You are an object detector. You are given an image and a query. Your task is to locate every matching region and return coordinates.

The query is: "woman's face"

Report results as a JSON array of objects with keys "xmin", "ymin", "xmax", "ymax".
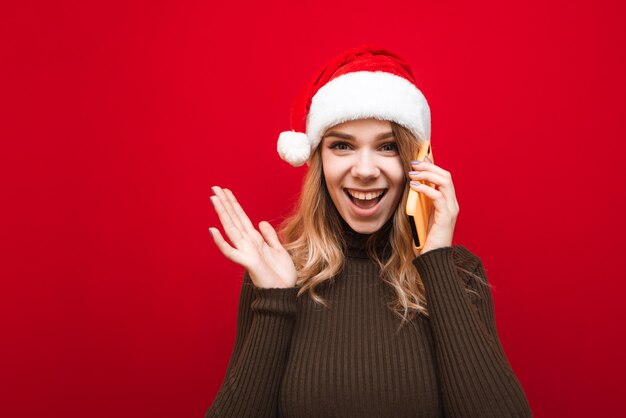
[{"xmin": 320, "ymin": 118, "xmax": 405, "ymax": 234}]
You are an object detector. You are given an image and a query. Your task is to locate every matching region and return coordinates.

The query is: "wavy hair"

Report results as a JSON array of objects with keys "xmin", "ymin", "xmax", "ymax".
[{"xmin": 277, "ymin": 121, "xmax": 489, "ymax": 328}]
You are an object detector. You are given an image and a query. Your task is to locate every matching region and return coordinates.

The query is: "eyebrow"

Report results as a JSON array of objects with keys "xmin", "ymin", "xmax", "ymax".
[{"xmin": 322, "ymin": 131, "xmax": 395, "ymax": 140}]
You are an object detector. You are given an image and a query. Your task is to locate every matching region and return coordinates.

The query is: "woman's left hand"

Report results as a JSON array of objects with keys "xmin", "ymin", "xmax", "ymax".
[{"xmin": 408, "ymin": 157, "xmax": 459, "ymax": 256}]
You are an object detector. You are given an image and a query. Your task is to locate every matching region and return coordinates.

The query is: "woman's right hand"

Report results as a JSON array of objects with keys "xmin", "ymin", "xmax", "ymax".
[{"xmin": 208, "ymin": 186, "xmax": 298, "ymax": 289}]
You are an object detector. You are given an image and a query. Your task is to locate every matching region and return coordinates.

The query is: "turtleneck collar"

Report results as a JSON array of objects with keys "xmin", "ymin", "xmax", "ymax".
[{"xmin": 339, "ymin": 216, "xmax": 394, "ymax": 260}]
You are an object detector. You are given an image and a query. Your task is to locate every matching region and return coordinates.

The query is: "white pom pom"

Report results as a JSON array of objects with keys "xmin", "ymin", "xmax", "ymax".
[{"xmin": 277, "ymin": 131, "xmax": 311, "ymax": 167}]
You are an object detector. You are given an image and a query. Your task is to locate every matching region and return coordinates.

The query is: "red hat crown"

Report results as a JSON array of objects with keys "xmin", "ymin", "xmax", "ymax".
[{"xmin": 277, "ymin": 45, "xmax": 431, "ymax": 167}]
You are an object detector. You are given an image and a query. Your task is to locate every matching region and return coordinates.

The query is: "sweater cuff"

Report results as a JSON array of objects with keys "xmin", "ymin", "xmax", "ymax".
[
  {"xmin": 412, "ymin": 246, "xmax": 456, "ymax": 277},
  {"xmin": 412, "ymin": 245, "xmax": 482, "ymax": 277},
  {"xmin": 250, "ymin": 286, "xmax": 299, "ymax": 316}
]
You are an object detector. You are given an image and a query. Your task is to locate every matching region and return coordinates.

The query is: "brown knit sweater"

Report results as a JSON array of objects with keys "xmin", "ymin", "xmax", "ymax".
[{"xmin": 205, "ymin": 219, "xmax": 532, "ymax": 417}]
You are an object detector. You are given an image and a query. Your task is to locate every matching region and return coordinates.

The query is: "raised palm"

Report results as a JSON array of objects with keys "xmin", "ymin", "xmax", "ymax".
[{"xmin": 209, "ymin": 186, "xmax": 297, "ymax": 289}]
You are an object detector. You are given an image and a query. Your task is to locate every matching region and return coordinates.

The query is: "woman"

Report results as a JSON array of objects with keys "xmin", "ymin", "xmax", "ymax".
[{"xmin": 206, "ymin": 45, "xmax": 532, "ymax": 417}]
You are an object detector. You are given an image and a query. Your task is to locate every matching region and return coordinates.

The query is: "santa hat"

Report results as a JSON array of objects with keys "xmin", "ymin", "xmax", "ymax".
[{"xmin": 277, "ymin": 44, "xmax": 431, "ymax": 167}]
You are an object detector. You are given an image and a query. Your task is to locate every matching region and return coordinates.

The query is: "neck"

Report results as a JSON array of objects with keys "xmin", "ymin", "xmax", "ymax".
[{"xmin": 339, "ymin": 216, "xmax": 394, "ymax": 260}]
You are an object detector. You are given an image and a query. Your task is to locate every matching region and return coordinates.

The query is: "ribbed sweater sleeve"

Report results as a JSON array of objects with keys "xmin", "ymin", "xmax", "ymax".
[
  {"xmin": 205, "ymin": 271, "xmax": 299, "ymax": 418},
  {"xmin": 412, "ymin": 246, "xmax": 532, "ymax": 418}
]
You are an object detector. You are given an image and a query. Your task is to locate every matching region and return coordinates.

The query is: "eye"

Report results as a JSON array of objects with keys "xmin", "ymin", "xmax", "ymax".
[
  {"xmin": 381, "ymin": 142, "xmax": 398, "ymax": 152},
  {"xmin": 329, "ymin": 141, "xmax": 351, "ymax": 150}
]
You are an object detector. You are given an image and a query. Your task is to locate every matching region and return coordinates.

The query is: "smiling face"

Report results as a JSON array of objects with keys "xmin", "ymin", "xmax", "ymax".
[{"xmin": 320, "ymin": 118, "xmax": 406, "ymax": 234}]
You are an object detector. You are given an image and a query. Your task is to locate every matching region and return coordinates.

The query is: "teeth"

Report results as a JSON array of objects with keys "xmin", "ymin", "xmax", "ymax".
[{"xmin": 347, "ymin": 189, "xmax": 385, "ymax": 201}]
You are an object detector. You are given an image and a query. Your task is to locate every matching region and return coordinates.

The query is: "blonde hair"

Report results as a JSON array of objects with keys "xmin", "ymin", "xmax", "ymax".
[{"xmin": 277, "ymin": 121, "xmax": 489, "ymax": 329}]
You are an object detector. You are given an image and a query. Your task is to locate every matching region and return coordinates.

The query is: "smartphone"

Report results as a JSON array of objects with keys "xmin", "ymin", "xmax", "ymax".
[{"xmin": 406, "ymin": 140, "xmax": 434, "ymax": 251}]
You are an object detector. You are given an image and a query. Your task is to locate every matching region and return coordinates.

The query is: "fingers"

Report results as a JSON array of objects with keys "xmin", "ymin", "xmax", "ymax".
[
  {"xmin": 208, "ymin": 227, "xmax": 244, "ymax": 264},
  {"xmin": 210, "ymin": 186, "xmax": 245, "ymax": 245},
  {"xmin": 209, "ymin": 187, "xmax": 289, "ymax": 278},
  {"xmin": 410, "ymin": 159, "xmax": 451, "ymax": 179},
  {"xmin": 409, "ymin": 171, "xmax": 454, "ymax": 203},
  {"xmin": 222, "ymin": 188, "xmax": 257, "ymax": 236},
  {"xmin": 210, "ymin": 185, "xmax": 265, "ymax": 250},
  {"xmin": 409, "ymin": 163, "xmax": 459, "ymax": 215},
  {"xmin": 212, "ymin": 186, "xmax": 246, "ymax": 231},
  {"xmin": 409, "ymin": 170, "xmax": 446, "ymax": 188},
  {"xmin": 209, "ymin": 186, "xmax": 284, "ymax": 257},
  {"xmin": 409, "ymin": 181, "xmax": 450, "ymax": 218},
  {"xmin": 259, "ymin": 221, "xmax": 283, "ymax": 250}
]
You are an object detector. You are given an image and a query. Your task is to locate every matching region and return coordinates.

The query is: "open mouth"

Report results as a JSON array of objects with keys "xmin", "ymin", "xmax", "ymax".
[{"xmin": 344, "ymin": 188, "xmax": 387, "ymax": 210}]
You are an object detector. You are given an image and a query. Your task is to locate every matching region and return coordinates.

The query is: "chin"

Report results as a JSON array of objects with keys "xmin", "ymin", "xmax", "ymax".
[{"xmin": 345, "ymin": 218, "xmax": 386, "ymax": 234}]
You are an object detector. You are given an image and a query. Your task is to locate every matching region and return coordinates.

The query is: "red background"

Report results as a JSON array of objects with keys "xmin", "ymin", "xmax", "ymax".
[{"xmin": 2, "ymin": 0, "xmax": 625, "ymax": 417}]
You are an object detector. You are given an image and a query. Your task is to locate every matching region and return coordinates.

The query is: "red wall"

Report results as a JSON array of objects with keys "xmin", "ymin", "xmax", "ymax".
[{"xmin": 2, "ymin": 0, "xmax": 625, "ymax": 417}]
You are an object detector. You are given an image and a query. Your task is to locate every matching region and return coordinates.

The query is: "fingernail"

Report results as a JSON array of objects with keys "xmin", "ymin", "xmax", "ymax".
[
  {"xmin": 208, "ymin": 228, "xmax": 214, "ymax": 238},
  {"xmin": 410, "ymin": 181, "xmax": 421, "ymax": 186},
  {"xmin": 408, "ymin": 171, "xmax": 419, "ymax": 175},
  {"xmin": 410, "ymin": 161, "xmax": 422, "ymax": 165}
]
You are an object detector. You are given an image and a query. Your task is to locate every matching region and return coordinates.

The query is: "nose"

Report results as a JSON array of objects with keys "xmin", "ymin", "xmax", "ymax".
[{"xmin": 351, "ymin": 150, "xmax": 380, "ymax": 180}]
